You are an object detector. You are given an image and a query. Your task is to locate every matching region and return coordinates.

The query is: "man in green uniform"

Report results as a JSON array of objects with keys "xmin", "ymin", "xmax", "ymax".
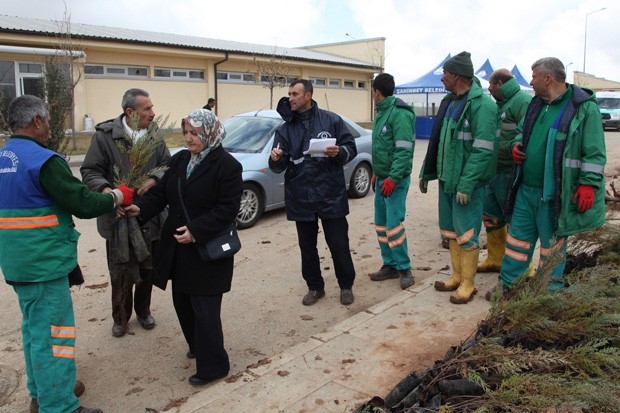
[
  {"xmin": 499, "ymin": 57, "xmax": 606, "ymax": 292},
  {"xmin": 368, "ymin": 73, "xmax": 416, "ymax": 289},
  {"xmin": 478, "ymin": 69, "xmax": 532, "ymax": 275},
  {"xmin": 0, "ymin": 95, "xmax": 133, "ymax": 413},
  {"xmin": 419, "ymin": 51, "xmax": 498, "ymax": 304}
]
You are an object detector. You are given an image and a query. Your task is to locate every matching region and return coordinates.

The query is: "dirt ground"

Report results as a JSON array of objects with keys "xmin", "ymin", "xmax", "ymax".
[{"xmin": 1, "ymin": 133, "xmax": 619, "ymax": 413}]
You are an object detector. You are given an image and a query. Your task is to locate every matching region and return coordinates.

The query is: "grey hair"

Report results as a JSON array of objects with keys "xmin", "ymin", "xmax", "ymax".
[
  {"xmin": 532, "ymin": 57, "xmax": 566, "ymax": 82},
  {"xmin": 7, "ymin": 95, "xmax": 49, "ymax": 131},
  {"xmin": 121, "ymin": 88, "xmax": 149, "ymax": 111}
]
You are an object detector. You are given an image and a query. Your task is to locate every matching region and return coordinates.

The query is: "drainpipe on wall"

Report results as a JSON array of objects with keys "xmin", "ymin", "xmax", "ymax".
[{"xmin": 212, "ymin": 53, "xmax": 229, "ymax": 116}]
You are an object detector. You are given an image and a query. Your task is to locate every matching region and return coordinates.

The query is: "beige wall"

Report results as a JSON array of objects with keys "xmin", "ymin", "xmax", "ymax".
[
  {"xmin": 574, "ymin": 71, "xmax": 620, "ymax": 91},
  {"xmin": 1, "ymin": 32, "xmax": 379, "ymax": 130}
]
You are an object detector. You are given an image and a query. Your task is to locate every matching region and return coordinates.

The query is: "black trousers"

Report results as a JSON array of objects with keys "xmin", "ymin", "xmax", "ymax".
[
  {"xmin": 295, "ymin": 216, "xmax": 356, "ymax": 291},
  {"xmin": 110, "ymin": 268, "xmax": 153, "ymax": 324},
  {"xmin": 106, "ymin": 241, "xmax": 153, "ymax": 325},
  {"xmin": 172, "ymin": 290, "xmax": 230, "ymax": 379}
]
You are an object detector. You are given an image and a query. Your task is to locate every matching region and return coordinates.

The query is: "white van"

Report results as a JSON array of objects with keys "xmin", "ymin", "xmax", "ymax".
[{"xmin": 597, "ymin": 91, "xmax": 620, "ymax": 131}]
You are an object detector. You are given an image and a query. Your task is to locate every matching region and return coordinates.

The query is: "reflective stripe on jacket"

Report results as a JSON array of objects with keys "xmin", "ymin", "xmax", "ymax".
[
  {"xmin": 0, "ymin": 138, "xmax": 77, "ymax": 283},
  {"xmin": 420, "ymin": 79, "xmax": 499, "ymax": 195},
  {"xmin": 372, "ymin": 96, "xmax": 415, "ymax": 180}
]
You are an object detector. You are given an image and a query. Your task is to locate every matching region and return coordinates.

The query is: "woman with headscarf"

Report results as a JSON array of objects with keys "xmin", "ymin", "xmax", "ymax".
[{"xmin": 126, "ymin": 109, "xmax": 242, "ymax": 385}]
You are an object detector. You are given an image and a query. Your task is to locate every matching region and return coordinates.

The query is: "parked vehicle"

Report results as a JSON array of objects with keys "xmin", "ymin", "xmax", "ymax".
[
  {"xmin": 597, "ymin": 91, "xmax": 620, "ymax": 131},
  {"xmin": 224, "ymin": 110, "xmax": 373, "ymax": 229}
]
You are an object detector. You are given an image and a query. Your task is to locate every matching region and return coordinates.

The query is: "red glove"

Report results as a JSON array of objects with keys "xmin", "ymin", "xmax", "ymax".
[
  {"xmin": 118, "ymin": 183, "xmax": 134, "ymax": 206},
  {"xmin": 371, "ymin": 175, "xmax": 377, "ymax": 192},
  {"xmin": 511, "ymin": 143, "xmax": 526, "ymax": 164},
  {"xmin": 381, "ymin": 177, "xmax": 396, "ymax": 197},
  {"xmin": 572, "ymin": 185, "xmax": 594, "ymax": 212}
]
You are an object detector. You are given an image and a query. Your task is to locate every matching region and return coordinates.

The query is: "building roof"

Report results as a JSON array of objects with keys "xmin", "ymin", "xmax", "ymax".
[{"xmin": 0, "ymin": 14, "xmax": 376, "ymax": 69}]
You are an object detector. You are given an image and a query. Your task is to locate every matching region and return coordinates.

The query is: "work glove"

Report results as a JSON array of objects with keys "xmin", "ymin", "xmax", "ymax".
[
  {"xmin": 572, "ymin": 184, "xmax": 594, "ymax": 212},
  {"xmin": 419, "ymin": 179, "xmax": 428, "ymax": 194},
  {"xmin": 511, "ymin": 143, "xmax": 526, "ymax": 164},
  {"xmin": 381, "ymin": 177, "xmax": 396, "ymax": 197},
  {"xmin": 118, "ymin": 183, "xmax": 134, "ymax": 206},
  {"xmin": 456, "ymin": 191, "xmax": 470, "ymax": 205},
  {"xmin": 371, "ymin": 175, "xmax": 376, "ymax": 193}
]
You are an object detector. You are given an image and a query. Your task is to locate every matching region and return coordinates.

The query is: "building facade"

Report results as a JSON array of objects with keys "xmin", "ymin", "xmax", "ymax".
[{"xmin": 0, "ymin": 15, "xmax": 384, "ymax": 132}]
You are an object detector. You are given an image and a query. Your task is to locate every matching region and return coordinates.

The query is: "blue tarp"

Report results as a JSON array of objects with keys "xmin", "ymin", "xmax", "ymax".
[
  {"xmin": 394, "ymin": 55, "xmax": 452, "ymax": 139},
  {"xmin": 394, "ymin": 54, "xmax": 450, "ymax": 95},
  {"xmin": 475, "ymin": 59, "xmax": 494, "ymax": 81},
  {"xmin": 511, "ymin": 65, "xmax": 532, "ymax": 89}
]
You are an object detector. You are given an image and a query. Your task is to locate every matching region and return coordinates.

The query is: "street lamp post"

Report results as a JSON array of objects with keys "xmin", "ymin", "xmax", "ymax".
[
  {"xmin": 565, "ymin": 62, "xmax": 574, "ymax": 83},
  {"xmin": 583, "ymin": 7, "xmax": 606, "ymax": 75}
]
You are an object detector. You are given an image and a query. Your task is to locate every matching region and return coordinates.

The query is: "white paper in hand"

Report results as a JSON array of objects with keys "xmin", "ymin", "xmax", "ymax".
[{"xmin": 303, "ymin": 138, "xmax": 336, "ymax": 157}]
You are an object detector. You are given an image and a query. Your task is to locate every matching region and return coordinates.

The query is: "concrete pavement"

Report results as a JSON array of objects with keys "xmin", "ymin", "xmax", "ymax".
[{"xmin": 172, "ymin": 270, "xmax": 495, "ymax": 413}]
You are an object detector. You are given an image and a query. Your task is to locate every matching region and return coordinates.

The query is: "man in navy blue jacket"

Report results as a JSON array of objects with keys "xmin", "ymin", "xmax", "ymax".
[{"xmin": 269, "ymin": 79, "xmax": 357, "ymax": 306}]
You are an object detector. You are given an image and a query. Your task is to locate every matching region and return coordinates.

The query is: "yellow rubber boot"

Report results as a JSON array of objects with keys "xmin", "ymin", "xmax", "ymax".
[
  {"xmin": 524, "ymin": 261, "xmax": 536, "ymax": 280},
  {"xmin": 477, "ymin": 226, "xmax": 506, "ymax": 273},
  {"xmin": 450, "ymin": 248, "xmax": 480, "ymax": 304},
  {"xmin": 434, "ymin": 240, "xmax": 461, "ymax": 291}
]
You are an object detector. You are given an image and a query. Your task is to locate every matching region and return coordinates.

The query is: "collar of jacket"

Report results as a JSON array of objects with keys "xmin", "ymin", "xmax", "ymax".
[
  {"xmin": 498, "ymin": 77, "xmax": 522, "ymax": 103},
  {"xmin": 375, "ymin": 95, "xmax": 396, "ymax": 111}
]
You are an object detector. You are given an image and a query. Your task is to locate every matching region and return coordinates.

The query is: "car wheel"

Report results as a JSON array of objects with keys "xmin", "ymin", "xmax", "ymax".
[
  {"xmin": 237, "ymin": 183, "xmax": 264, "ymax": 229},
  {"xmin": 348, "ymin": 162, "xmax": 372, "ymax": 198}
]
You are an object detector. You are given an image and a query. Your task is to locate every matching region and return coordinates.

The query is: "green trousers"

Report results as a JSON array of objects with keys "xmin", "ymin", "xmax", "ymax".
[
  {"xmin": 499, "ymin": 185, "xmax": 567, "ymax": 290},
  {"xmin": 482, "ymin": 171, "xmax": 510, "ymax": 231},
  {"xmin": 374, "ymin": 176, "xmax": 411, "ymax": 270},
  {"xmin": 13, "ymin": 276, "xmax": 80, "ymax": 413},
  {"xmin": 438, "ymin": 180, "xmax": 484, "ymax": 250}
]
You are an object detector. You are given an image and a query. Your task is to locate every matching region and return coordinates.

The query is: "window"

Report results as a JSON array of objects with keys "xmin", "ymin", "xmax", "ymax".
[
  {"xmin": 358, "ymin": 81, "xmax": 366, "ymax": 89},
  {"xmin": 310, "ymin": 77, "xmax": 326, "ymax": 87},
  {"xmin": 84, "ymin": 64, "xmax": 148, "ymax": 78},
  {"xmin": 18, "ymin": 63, "xmax": 42, "ymax": 74},
  {"xmin": 217, "ymin": 71, "xmax": 257, "ymax": 84},
  {"xmin": 84, "ymin": 65, "xmax": 104, "ymax": 75},
  {"xmin": 344, "ymin": 80, "xmax": 355, "ymax": 88},
  {"xmin": 154, "ymin": 67, "xmax": 205, "ymax": 80},
  {"xmin": 0, "ymin": 60, "xmax": 16, "ymax": 121},
  {"xmin": 329, "ymin": 79, "xmax": 340, "ymax": 87},
  {"xmin": 17, "ymin": 62, "xmax": 44, "ymax": 97}
]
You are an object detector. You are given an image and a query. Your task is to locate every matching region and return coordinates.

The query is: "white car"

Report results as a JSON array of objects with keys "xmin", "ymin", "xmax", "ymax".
[{"xmin": 192, "ymin": 110, "xmax": 373, "ymax": 229}]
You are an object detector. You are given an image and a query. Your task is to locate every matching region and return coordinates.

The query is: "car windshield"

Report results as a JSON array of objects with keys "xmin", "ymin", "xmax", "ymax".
[
  {"xmin": 598, "ymin": 98, "xmax": 620, "ymax": 110},
  {"xmin": 222, "ymin": 116, "xmax": 282, "ymax": 153}
]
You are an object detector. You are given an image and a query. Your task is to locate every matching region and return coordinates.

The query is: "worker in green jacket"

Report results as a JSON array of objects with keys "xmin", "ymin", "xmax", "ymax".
[
  {"xmin": 0, "ymin": 95, "xmax": 133, "ymax": 413},
  {"xmin": 499, "ymin": 57, "xmax": 606, "ymax": 292},
  {"xmin": 368, "ymin": 73, "xmax": 416, "ymax": 290},
  {"xmin": 478, "ymin": 69, "xmax": 532, "ymax": 275},
  {"xmin": 419, "ymin": 51, "xmax": 498, "ymax": 304}
]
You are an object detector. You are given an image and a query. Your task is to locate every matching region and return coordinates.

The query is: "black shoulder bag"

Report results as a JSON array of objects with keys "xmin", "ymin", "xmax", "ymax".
[{"xmin": 177, "ymin": 178, "xmax": 241, "ymax": 261}]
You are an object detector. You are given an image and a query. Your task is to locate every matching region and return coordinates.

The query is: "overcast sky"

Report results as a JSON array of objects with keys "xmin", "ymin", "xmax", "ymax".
[{"xmin": 1, "ymin": 0, "xmax": 618, "ymax": 85}]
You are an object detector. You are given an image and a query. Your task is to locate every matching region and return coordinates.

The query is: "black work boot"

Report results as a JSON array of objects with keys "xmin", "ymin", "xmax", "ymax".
[{"xmin": 369, "ymin": 265, "xmax": 399, "ymax": 281}]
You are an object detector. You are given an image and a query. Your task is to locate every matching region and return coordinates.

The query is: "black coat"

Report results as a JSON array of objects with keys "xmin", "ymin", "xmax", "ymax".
[{"xmin": 136, "ymin": 146, "xmax": 243, "ymax": 294}]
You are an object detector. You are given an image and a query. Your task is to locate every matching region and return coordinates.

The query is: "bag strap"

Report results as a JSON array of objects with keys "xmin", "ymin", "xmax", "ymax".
[{"xmin": 177, "ymin": 177, "xmax": 191, "ymax": 223}]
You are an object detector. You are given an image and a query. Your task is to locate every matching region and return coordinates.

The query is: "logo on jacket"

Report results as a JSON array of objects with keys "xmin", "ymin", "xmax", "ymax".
[
  {"xmin": 316, "ymin": 131, "xmax": 332, "ymax": 139},
  {"xmin": 0, "ymin": 150, "xmax": 19, "ymax": 174},
  {"xmin": 501, "ymin": 112, "xmax": 506, "ymax": 120},
  {"xmin": 463, "ymin": 119, "xmax": 470, "ymax": 128}
]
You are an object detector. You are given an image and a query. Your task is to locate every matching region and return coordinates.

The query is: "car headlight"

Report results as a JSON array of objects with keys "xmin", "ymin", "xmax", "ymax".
[{"xmin": 610, "ymin": 113, "xmax": 620, "ymax": 120}]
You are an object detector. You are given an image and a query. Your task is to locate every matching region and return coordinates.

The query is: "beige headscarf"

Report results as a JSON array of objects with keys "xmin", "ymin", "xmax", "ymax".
[{"xmin": 182, "ymin": 108, "xmax": 225, "ymax": 177}]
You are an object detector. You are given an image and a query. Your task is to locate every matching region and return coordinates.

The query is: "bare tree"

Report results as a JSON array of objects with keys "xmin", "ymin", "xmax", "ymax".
[
  {"xmin": 254, "ymin": 49, "xmax": 293, "ymax": 109},
  {"xmin": 40, "ymin": 6, "xmax": 85, "ymax": 156}
]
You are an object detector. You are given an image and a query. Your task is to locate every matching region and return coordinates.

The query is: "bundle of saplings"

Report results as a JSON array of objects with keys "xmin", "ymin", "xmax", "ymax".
[{"xmin": 354, "ymin": 227, "xmax": 620, "ymax": 413}]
